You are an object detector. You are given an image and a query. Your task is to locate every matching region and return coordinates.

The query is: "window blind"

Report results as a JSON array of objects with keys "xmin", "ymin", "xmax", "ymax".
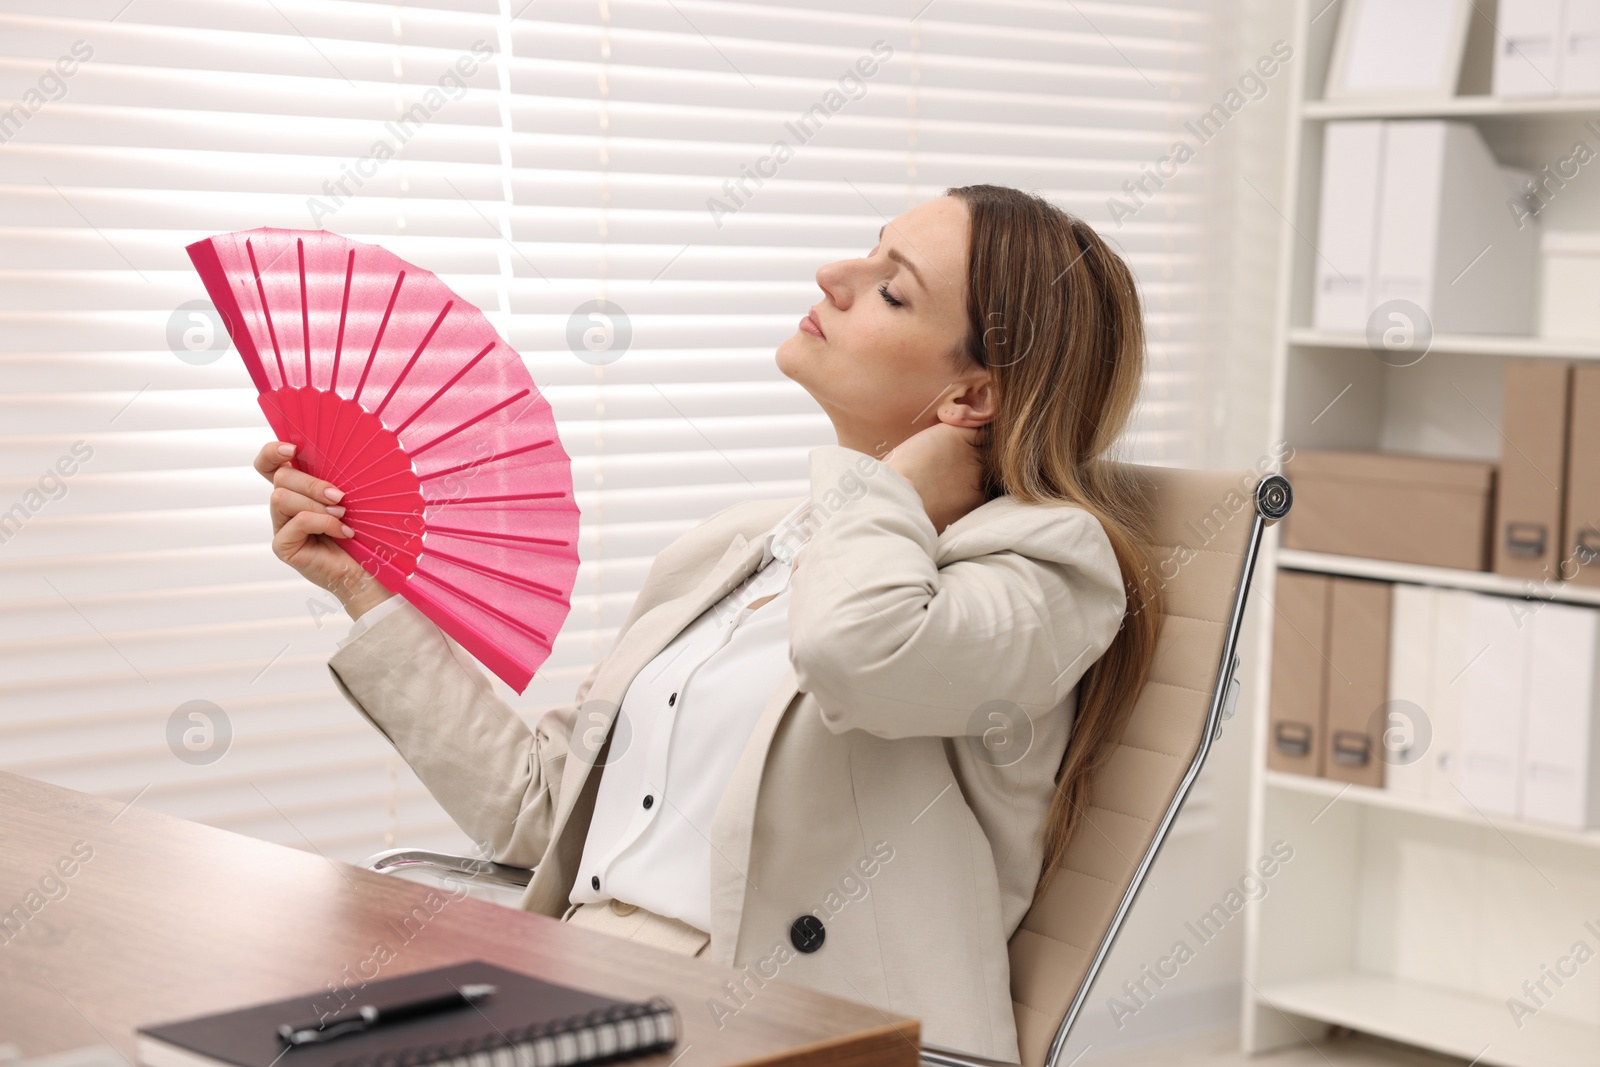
[{"xmin": 0, "ymin": 0, "xmax": 1225, "ymax": 865}]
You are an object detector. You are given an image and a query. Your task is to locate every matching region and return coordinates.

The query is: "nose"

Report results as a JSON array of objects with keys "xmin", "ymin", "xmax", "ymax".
[{"xmin": 815, "ymin": 255, "xmax": 857, "ymax": 311}]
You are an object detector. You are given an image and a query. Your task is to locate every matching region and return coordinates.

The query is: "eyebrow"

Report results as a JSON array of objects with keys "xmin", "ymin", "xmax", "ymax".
[{"xmin": 876, "ymin": 223, "xmax": 926, "ymax": 292}]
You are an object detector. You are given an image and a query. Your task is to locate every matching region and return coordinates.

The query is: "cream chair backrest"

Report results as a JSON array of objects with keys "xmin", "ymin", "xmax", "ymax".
[{"xmin": 1004, "ymin": 465, "xmax": 1273, "ymax": 1067}]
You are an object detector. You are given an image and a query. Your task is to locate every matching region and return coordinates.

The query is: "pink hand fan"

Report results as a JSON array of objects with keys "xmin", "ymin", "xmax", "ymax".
[{"xmin": 186, "ymin": 227, "xmax": 580, "ymax": 695}]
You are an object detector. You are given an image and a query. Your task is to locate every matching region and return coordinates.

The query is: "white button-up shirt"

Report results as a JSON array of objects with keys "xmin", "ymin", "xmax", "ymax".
[
  {"xmin": 566, "ymin": 499, "xmax": 819, "ymax": 934},
  {"xmin": 339, "ymin": 499, "xmax": 820, "ymax": 935}
]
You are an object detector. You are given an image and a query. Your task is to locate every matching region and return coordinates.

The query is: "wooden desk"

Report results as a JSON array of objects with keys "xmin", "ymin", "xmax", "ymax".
[{"xmin": 0, "ymin": 772, "xmax": 918, "ymax": 1066}]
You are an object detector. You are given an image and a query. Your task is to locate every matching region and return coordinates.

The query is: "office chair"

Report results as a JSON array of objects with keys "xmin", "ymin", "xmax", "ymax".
[{"xmin": 363, "ymin": 466, "xmax": 1290, "ymax": 1067}]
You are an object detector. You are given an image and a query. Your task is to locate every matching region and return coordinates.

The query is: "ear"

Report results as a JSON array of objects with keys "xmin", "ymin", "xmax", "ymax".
[{"xmin": 937, "ymin": 370, "xmax": 996, "ymax": 428}]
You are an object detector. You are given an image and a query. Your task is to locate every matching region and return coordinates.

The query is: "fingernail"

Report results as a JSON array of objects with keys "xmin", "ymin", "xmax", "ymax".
[
  {"xmin": 277, "ymin": 443, "xmax": 295, "ymax": 456},
  {"xmin": 340, "ymin": 524, "xmax": 354, "ymax": 537},
  {"xmin": 324, "ymin": 487, "xmax": 343, "ymax": 502},
  {"xmin": 327, "ymin": 505, "xmax": 346, "ymax": 517}
]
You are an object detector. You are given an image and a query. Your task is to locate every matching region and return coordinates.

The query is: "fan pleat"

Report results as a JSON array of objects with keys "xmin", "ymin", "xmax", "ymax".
[
  {"xmin": 373, "ymin": 301, "xmax": 452, "ymax": 421},
  {"xmin": 418, "ymin": 436, "xmax": 556, "ymax": 482},
  {"xmin": 436, "ymin": 491, "xmax": 571, "ymax": 507},
  {"xmin": 296, "ymin": 240, "xmax": 317, "ymax": 457},
  {"xmin": 351, "ymin": 272, "xmax": 406, "ymax": 405},
  {"xmin": 245, "ymin": 240, "xmax": 286, "ymax": 383},
  {"xmin": 423, "ymin": 545, "xmax": 569, "ymax": 602},
  {"xmin": 330, "ymin": 248, "xmax": 356, "ymax": 392},
  {"xmin": 325, "ymin": 387, "xmax": 375, "ymax": 476},
  {"xmin": 408, "ymin": 388, "xmax": 532, "ymax": 458},
  {"xmin": 427, "ymin": 524, "xmax": 569, "ymax": 549},
  {"xmin": 315, "ymin": 388, "xmax": 363, "ymax": 479},
  {"xmin": 392, "ymin": 341, "xmax": 496, "ymax": 436},
  {"xmin": 413, "ymin": 565, "xmax": 553, "ymax": 647}
]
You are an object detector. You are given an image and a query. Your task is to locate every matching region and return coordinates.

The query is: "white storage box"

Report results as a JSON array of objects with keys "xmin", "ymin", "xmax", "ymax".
[{"xmin": 1540, "ymin": 230, "xmax": 1600, "ymax": 340}]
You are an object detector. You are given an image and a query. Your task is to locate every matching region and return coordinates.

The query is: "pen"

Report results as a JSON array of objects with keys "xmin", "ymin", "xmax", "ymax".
[{"xmin": 277, "ymin": 984, "xmax": 498, "ymax": 1046}]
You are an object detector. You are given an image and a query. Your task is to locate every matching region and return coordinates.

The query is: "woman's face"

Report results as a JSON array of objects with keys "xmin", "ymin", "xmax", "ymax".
[{"xmin": 777, "ymin": 194, "xmax": 993, "ymax": 457}]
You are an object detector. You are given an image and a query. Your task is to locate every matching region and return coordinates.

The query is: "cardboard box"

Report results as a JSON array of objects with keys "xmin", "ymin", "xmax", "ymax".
[
  {"xmin": 1283, "ymin": 451, "xmax": 1495, "ymax": 571},
  {"xmin": 1322, "ymin": 577, "xmax": 1391, "ymax": 789},
  {"xmin": 1494, "ymin": 360, "xmax": 1571, "ymax": 581},
  {"xmin": 1268, "ymin": 571, "xmax": 1331, "ymax": 777},
  {"xmin": 1565, "ymin": 364, "xmax": 1600, "ymax": 587}
]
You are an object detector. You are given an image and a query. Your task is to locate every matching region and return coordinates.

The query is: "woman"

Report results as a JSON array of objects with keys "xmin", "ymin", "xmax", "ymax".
[{"xmin": 254, "ymin": 184, "xmax": 1159, "ymax": 1064}]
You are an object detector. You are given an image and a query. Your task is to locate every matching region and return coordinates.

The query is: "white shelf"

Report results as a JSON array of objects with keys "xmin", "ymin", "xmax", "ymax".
[
  {"xmin": 1288, "ymin": 327, "xmax": 1600, "ymax": 361},
  {"xmin": 1303, "ymin": 94, "xmax": 1600, "ymax": 120},
  {"xmin": 1256, "ymin": 971, "xmax": 1600, "ymax": 1067},
  {"xmin": 1264, "ymin": 770, "xmax": 1600, "ymax": 850},
  {"xmin": 1275, "ymin": 549, "xmax": 1600, "ymax": 608},
  {"xmin": 1246, "ymin": 3, "xmax": 1600, "ymax": 1062}
]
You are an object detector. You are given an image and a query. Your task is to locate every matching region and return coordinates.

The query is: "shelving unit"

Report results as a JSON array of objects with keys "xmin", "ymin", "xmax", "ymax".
[
  {"xmin": 1303, "ymin": 94, "xmax": 1600, "ymax": 119},
  {"xmin": 1256, "ymin": 971, "xmax": 1596, "ymax": 1067},
  {"xmin": 1266, "ymin": 770, "xmax": 1600, "ymax": 851},
  {"xmin": 1276, "ymin": 549, "xmax": 1600, "ymax": 608},
  {"xmin": 1241, "ymin": 3, "xmax": 1600, "ymax": 1064},
  {"xmin": 1288, "ymin": 327, "xmax": 1600, "ymax": 362},
  {"xmin": 1246, "ymin": 776, "xmax": 1600, "ymax": 1067}
]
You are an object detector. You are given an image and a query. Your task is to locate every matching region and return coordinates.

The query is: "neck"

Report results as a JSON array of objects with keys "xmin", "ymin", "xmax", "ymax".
[{"xmin": 832, "ymin": 425, "xmax": 905, "ymax": 461}]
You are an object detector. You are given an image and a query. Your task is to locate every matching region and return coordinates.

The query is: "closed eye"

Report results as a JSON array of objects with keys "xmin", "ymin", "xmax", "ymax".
[{"xmin": 878, "ymin": 283, "xmax": 904, "ymax": 308}]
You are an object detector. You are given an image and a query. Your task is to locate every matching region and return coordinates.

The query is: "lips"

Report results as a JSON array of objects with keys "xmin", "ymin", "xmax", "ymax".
[{"xmin": 800, "ymin": 308, "xmax": 825, "ymax": 339}]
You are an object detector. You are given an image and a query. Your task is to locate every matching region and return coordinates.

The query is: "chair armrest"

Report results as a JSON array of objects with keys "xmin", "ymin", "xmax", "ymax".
[
  {"xmin": 920, "ymin": 1043, "xmax": 1026, "ymax": 1067},
  {"xmin": 359, "ymin": 847, "xmax": 535, "ymax": 890}
]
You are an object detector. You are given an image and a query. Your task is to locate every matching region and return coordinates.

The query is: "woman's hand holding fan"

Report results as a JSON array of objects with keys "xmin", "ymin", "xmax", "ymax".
[{"xmin": 252, "ymin": 439, "xmax": 393, "ymax": 620}]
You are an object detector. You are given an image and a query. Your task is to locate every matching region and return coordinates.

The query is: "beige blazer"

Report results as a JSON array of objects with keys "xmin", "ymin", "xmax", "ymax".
[{"xmin": 326, "ymin": 444, "xmax": 1127, "ymax": 1063}]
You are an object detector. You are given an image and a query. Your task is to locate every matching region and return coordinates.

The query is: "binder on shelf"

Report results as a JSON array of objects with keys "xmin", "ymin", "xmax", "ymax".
[
  {"xmin": 1385, "ymin": 585, "xmax": 1474, "ymax": 804},
  {"xmin": 1371, "ymin": 122, "xmax": 1537, "ymax": 337},
  {"xmin": 1493, "ymin": 359, "xmax": 1572, "ymax": 581},
  {"xmin": 1566, "ymin": 0, "xmax": 1600, "ymax": 95},
  {"xmin": 1313, "ymin": 120, "xmax": 1384, "ymax": 331},
  {"xmin": 1310, "ymin": 120, "xmax": 1537, "ymax": 337},
  {"xmin": 1494, "ymin": 0, "xmax": 1566, "ymax": 96},
  {"xmin": 1458, "ymin": 594, "xmax": 1530, "ymax": 815},
  {"xmin": 1324, "ymin": 0, "xmax": 1473, "ymax": 100},
  {"xmin": 1322, "ymin": 577, "xmax": 1391, "ymax": 789},
  {"xmin": 1372, "ymin": 121, "xmax": 1446, "ymax": 312},
  {"xmin": 1565, "ymin": 364, "xmax": 1600, "ymax": 587},
  {"xmin": 1268, "ymin": 571, "xmax": 1332, "ymax": 777},
  {"xmin": 1493, "ymin": 0, "xmax": 1600, "ymax": 96},
  {"xmin": 1521, "ymin": 601, "xmax": 1600, "ymax": 828},
  {"xmin": 1426, "ymin": 588, "xmax": 1475, "ymax": 807},
  {"xmin": 1385, "ymin": 583, "xmax": 1435, "ymax": 800}
]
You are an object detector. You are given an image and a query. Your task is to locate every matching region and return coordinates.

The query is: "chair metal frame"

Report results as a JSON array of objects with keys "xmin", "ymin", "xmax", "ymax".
[
  {"xmin": 364, "ymin": 848, "xmax": 536, "ymax": 890},
  {"xmin": 361, "ymin": 475, "xmax": 1291, "ymax": 1067}
]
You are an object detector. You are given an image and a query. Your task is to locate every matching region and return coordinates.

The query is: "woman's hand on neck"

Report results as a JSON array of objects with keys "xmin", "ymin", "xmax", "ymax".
[{"xmin": 871, "ymin": 421, "xmax": 988, "ymax": 537}]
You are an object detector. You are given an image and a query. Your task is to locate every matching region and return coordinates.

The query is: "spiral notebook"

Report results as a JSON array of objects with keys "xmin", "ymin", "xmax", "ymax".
[{"xmin": 134, "ymin": 961, "xmax": 677, "ymax": 1067}]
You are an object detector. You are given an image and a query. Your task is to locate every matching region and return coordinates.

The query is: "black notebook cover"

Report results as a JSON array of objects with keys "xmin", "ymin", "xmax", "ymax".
[{"xmin": 136, "ymin": 960, "xmax": 677, "ymax": 1067}]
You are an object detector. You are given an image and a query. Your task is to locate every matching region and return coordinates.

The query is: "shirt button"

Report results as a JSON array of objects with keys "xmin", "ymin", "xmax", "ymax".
[
  {"xmin": 591, "ymin": 875, "xmax": 600, "ymax": 891},
  {"xmin": 643, "ymin": 794, "xmax": 654, "ymax": 809},
  {"xmin": 668, "ymin": 692, "xmax": 677, "ymax": 706}
]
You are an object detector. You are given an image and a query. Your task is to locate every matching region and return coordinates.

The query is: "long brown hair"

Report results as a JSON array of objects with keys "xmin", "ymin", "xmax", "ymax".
[{"xmin": 945, "ymin": 184, "xmax": 1162, "ymax": 904}]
